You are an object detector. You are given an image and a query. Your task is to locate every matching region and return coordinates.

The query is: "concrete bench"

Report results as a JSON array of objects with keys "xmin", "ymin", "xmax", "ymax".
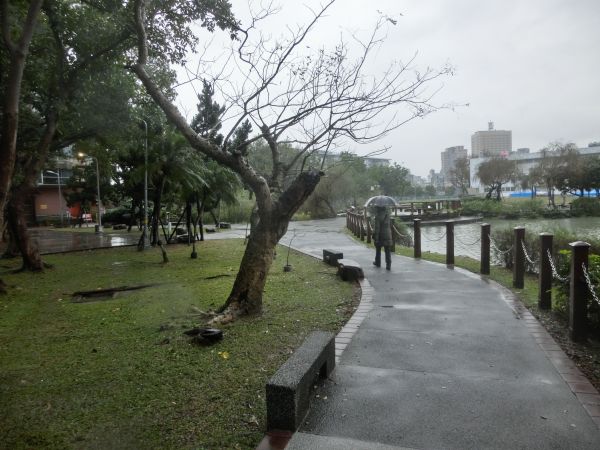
[
  {"xmin": 322, "ymin": 249, "xmax": 344, "ymax": 266},
  {"xmin": 337, "ymin": 259, "xmax": 364, "ymax": 281},
  {"xmin": 266, "ymin": 331, "xmax": 335, "ymax": 431}
]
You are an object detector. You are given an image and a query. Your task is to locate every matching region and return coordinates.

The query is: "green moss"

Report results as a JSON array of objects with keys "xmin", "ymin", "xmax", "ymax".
[{"xmin": 0, "ymin": 241, "xmax": 354, "ymax": 449}]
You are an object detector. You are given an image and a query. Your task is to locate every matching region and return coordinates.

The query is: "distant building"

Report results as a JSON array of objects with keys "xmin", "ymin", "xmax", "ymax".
[
  {"xmin": 408, "ymin": 173, "xmax": 428, "ymax": 186},
  {"xmin": 428, "ymin": 169, "xmax": 445, "ymax": 190},
  {"xmin": 33, "ymin": 156, "xmax": 77, "ymax": 224},
  {"xmin": 470, "ymin": 146, "xmax": 600, "ymax": 194},
  {"xmin": 441, "ymin": 145, "xmax": 468, "ymax": 185},
  {"xmin": 471, "ymin": 122, "xmax": 512, "ymax": 157},
  {"xmin": 362, "ymin": 156, "xmax": 391, "ymax": 168}
]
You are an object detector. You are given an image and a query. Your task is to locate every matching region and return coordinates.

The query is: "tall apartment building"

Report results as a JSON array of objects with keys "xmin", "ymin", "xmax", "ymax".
[
  {"xmin": 471, "ymin": 122, "xmax": 512, "ymax": 157},
  {"xmin": 441, "ymin": 145, "xmax": 468, "ymax": 184}
]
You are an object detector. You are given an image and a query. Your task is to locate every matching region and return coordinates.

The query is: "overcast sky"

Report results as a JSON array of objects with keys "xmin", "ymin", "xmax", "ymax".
[{"xmin": 175, "ymin": 0, "xmax": 600, "ymax": 177}]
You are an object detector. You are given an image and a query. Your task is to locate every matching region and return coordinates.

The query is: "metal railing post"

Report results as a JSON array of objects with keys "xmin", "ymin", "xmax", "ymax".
[
  {"xmin": 569, "ymin": 241, "xmax": 590, "ymax": 342},
  {"xmin": 539, "ymin": 233, "xmax": 553, "ymax": 310},
  {"xmin": 413, "ymin": 219, "xmax": 421, "ymax": 258},
  {"xmin": 480, "ymin": 223, "xmax": 490, "ymax": 275},
  {"xmin": 446, "ymin": 220, "xmax": 454, "ymax": 265},
  {"xmin": 513, "ymin": 227, "xmax": 525, "ymax": 289}
]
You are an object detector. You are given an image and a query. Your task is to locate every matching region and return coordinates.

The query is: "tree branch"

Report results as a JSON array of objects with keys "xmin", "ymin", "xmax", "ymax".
[{"xmin": 131, "ymin": 0, "xmax": 273, "ymax": 214}]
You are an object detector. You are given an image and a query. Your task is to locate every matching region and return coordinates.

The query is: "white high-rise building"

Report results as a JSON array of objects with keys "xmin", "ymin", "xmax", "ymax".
[
  {"xmin": 441, "ymin": 145, "xmax": 468, "ymax": 184},
  {"xmin": 471, "ymin": 122, "xmax": 512, "ymax": 157}
]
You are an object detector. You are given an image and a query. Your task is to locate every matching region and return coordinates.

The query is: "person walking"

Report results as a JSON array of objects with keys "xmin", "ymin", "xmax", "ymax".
[{"xmin": 372, "ymin": 206, "xmax": 392, "ymax": 270}]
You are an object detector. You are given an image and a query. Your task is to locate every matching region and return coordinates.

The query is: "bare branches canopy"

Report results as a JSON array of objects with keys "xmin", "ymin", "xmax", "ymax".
[{"xmin": 130, "ymin": 0, "xmax": 452, "ymax": 317}]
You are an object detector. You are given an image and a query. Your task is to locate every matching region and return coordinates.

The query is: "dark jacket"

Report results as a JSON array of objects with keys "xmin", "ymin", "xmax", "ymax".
[{"xmin": 373, "ymin": 208, "xmax": 393, "ymax": 246}]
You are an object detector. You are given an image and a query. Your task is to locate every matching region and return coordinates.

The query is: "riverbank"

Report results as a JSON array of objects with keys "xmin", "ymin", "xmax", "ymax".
[{"xmin": 461, "ymin": 197, "xmax": 600, "ymax": 220}]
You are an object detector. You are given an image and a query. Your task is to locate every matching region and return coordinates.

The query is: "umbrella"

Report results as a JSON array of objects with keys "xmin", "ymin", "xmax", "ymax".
[{"xmin": 364, "ymin": 195, "xmax": 397, "ymax": 208}]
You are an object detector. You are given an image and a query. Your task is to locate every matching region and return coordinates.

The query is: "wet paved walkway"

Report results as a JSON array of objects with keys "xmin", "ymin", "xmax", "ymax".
[
  {"xmin": 28, "ymin": 225, "xmax": 249, "ymax": 254},
  {"xmin": 281, "ymin": 218, "xmax": 600, "ymax": 450}
]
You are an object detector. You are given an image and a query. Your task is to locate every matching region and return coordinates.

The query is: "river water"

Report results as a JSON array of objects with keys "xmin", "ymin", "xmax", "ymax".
[{"xmin": 414, "ymin": 216, "xmax": 600, "ymax": 260}]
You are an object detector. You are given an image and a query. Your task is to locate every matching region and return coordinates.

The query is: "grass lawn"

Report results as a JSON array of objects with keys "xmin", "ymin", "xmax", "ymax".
[{"xmin": 0, "ymin": 240, "xmax": 356, "ymax": 449}]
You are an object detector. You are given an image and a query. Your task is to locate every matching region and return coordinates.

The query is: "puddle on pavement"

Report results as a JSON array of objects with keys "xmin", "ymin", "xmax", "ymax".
[{"xmin": 109, "ymin": 237, "xmax": 131, "ymax": 246}]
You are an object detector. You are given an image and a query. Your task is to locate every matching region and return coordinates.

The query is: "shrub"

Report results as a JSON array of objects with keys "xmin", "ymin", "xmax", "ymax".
[
  {"xmin": 103, "ymin": 207, "xmax": 132, "ymax": 224},
  {"xmin": 490, "ymin": 226, "xmax": 600, "ymax": 272},
  {"xmin": 462, "ymin": 198, "xmax": 546, "ymax": 219},
  {"xmin": 213, "ymin": 196, "xmax": 255, "ymax": 224},
  {"xmin": 553, "ymin": 252, "xmax": 600, "ymax": 335},
  {"xmin": 571, "ymin": 197, "xmax": 600, "ymax": 216}
]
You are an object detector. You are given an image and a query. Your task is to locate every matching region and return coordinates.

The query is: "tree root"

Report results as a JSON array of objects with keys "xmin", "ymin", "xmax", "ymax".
[
  {"xmin": 188, "ymin": 306, "xmax": 215, "ymax": 318},
  {"xmin": 208, "ymin": 311, "xmax": 236, "ymax": 326}
]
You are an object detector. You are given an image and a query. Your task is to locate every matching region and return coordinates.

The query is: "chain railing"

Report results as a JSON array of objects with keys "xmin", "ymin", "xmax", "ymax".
[
  {"xmin": 546, "ymin": 248, "xmax": 569, "ymax": 283},
  {"xmin": 392, "ymin": 224, "xmax": 412, "ymax": 240},
  {"xmin": 422, "ymin": 230, "xmax": 447, "ymax": 242},
  {"xmin": 520, "ymin": 240, "xmax": 538, "ymax": 267},
  {"xmin": 582, "ymin": 262, "xmax": 600, "ymax": 307},
  {"xmin": 455, "ymin": 235, "xmax": 481, "ymax": 247},
  {"xmin": 489, "ymin": 234, "xmax": 513, "ymax": 255},
  {"xmin": 343, "ymin": 213, "xmax": 598, "ymax": 343},
  {"xmin": 391, "ymin": 225, "xmax": 413, "ymax": 248},
  {"xmin": 519, "ymin": 239, "xmax": 541, "ymax": 276}
]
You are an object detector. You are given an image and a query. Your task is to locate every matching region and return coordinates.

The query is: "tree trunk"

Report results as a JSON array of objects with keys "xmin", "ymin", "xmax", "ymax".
[
  {"xmin": 211, "ymin": 196, "xmax": 221, "ymax": 227},
  {"xmin": 150, "ymin": 177, "xmax": 165, "ymax": 246},
  {"xmin": 0, "ymin": 0, "xmax": 44, "ymax": 236},
  {"xmin": 185, "ymin": 200, "xmax": 192, "ymax": 245},
  {"xmin": 2, "ymin": 223, "xmax": 20, "ymax": 259},
  {"xmin": 217, "ymin": 220, "xmax": 279, "ymax": 316},
  {"xmin": 197, "ymin": 196, "xmax": 204, "ymax": 241},
  {"xmin": 127, "ymin": 201, "xmax": 137, "ymax": 232},
  {"xmin": 7, "ymin": 191, "xmax": 43, "ymax": 271},
  {"xmin": 209, "ymin": 210, "xmax": 219, "ymax": 227},
  {"xmin": 158, "ymin": 241, "xmax": 169, "ymax": 263},
  {"xmin": 4, "ymin": 104, "xmax": 57, "ymax": 271},
  {"xmin": 216, "ymin": 170, "xmax": 322, "ymax": 319}
]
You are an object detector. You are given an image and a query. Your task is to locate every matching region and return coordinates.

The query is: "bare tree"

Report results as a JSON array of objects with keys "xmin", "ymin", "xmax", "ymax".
[
  {"xmin": 449, "ymin": 156, "xmax": 470, "ymax": 196},
  {"xmin": 131, "ymin": 0, "xmax": 453, "ymax": 320},
  {"xmin": 476, "ymin": 157, "xmax": 519, "ymax": 201},
  {"xmin": 530, "ymin": 143, "xmax": 579, "ymax": 207}
]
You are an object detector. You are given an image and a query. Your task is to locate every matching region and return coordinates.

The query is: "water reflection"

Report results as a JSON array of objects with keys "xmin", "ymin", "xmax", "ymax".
[{"xmin": 108, "ymin": 236, "xmax": 131, "ymax": 246}]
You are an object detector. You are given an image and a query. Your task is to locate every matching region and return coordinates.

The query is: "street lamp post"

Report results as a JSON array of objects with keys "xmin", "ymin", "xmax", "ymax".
[
  {"xmin": 57, "ymin": 169, "xmax": 63, "ymax": 226},
  {"xmin": 95, "ymin": 156, "xmax": 102, "ymax": 233},
  {"xmin": 78, "ymin": 152, "xmax": 102, "ymax": 233},
  {"xmin": 47, "ymin": 169, "xmax": 63, "ymax": 226}
]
